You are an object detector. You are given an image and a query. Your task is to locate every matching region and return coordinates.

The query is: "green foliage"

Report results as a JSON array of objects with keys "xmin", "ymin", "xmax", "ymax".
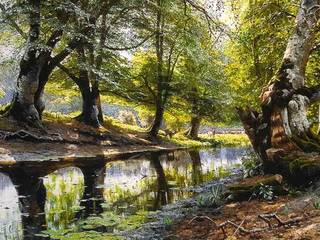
[
  {"xmin": 224, "ymin": 0, "xmax": 297, "ymax": 121},
  {"xmin": 313, "ymin": 197, "xmax": 320, "ymax": 210},
  {"xmin": 163, "ymin": 216, "xmax": 173, "ymax": 227},
  {"xmin": 241, "ymin": 153, "xmax": 263, "ymax": 178},
  {"xmin": 253, "ymin": 184, "xmax": 275, "ymax": 201}
]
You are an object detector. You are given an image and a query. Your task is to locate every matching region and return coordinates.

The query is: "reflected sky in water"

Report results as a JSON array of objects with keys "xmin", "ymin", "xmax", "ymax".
[{"xmin": 0, "ymin": 147, "xmax": 249, "ymax": 239}]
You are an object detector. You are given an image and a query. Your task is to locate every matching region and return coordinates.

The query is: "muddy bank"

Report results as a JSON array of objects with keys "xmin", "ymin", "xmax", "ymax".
[
  {"xmin": 166, "ymin": 183, "xmax": 320, "ymax": 240},
  {"xmin": 0, "ymin": 142, "xmax": 185, "ymax": 166},
  {"xmin": 0, "ymin": 117, "xmax": 186, "ymax": 166},
  {"xmin": 124, "ymin": 168, "xmax": 320, "ymax": 240}
]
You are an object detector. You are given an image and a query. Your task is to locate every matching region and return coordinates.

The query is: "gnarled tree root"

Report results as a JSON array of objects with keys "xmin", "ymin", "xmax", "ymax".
[{"xmin": 0, "ymin": 129, "xmax": 98, "ymax": 145}]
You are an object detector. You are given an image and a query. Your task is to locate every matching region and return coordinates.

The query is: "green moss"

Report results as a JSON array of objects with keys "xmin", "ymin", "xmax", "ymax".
[
  {"xmin": 289, "ymin": 157, "xmax": 320, "ymax": 176},
  {"xmin": 291, "ymin": 133, "xmax": 320, "ymax": 153}
]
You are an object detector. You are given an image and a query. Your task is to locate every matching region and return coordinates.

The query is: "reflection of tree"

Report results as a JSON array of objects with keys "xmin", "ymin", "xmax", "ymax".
[
  {"xmin": 150, "ymin": 153, "xmax": 171, "ymax": 209},
  {"xmin": 78, "ymin": 164, "xmax": 106, "ymax": 217},
  {"xmin": 7, "ymin": 170, "xmax": 46, "ymax": 240},
  {"xmin": 189, "ymin": 150, "xmax": 203, "ymax": 185}
]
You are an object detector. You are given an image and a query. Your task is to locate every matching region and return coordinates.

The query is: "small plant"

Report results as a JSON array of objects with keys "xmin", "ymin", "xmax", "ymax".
[
  {"xmin": 313, "ymin": 197, "xmax": 320, "ymax": 209},
  {"xmin": 242, "ymin": 153, "xmax": 263, "ymax": 178},
  {"xmin": 196, "ymin": 185, "xmax": 224, "ymax": 207},
  {"xmin": 163, "ymin": 216, "xmax": 173, "ymax": 229},
  {"xmin": 254, "ymin": 183, "xmax": 275, "ymax": 201}
]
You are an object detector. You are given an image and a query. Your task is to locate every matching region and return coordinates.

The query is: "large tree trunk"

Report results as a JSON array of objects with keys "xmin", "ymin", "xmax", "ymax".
[
  {"xmin": 75, "ymin": 71, "xmax": 100, "ymax": 128},
  {"xmin": 238, "ymin": 0, "xmax": 320, "ymax": 182},
  {"xmin": 7, "ymin": 0, "xmax": 43, "ymax": 128}
]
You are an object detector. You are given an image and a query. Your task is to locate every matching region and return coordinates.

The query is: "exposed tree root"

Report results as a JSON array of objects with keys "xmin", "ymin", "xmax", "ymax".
[
  {"xmin": 0, "ymin": 129, "xmax": 98, "ymax": 145},
  {"xmin": 188, "ymin": 213, "xmax": 304, "ymax": 237}
]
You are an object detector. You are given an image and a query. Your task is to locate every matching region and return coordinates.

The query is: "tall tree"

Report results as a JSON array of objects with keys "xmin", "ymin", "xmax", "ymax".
[
  {"xmin": 238, "ymin": 0, "xmax": 320, "ymax": 181},
  {"xmin": 1, "ymin": 0, "xmax": 94, "ymax": 127}
]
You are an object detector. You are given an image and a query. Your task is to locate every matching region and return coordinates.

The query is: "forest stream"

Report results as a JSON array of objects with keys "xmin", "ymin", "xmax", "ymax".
[{"xmin": 0, "ymin": 147, "xmax": 248, "ymax": 240}]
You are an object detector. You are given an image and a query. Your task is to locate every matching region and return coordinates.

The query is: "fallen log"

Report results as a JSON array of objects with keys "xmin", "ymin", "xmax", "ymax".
[{"xmin": 226, "ymin": 174, "xmax": 286, "ymax": 201}]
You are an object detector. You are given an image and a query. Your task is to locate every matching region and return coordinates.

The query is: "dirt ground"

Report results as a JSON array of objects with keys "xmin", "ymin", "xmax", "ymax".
[
  {"xmin": 167, "ymin": 194, "xmax": 320, "ymax": 240},
  {"xmin": 0, "ymin": 116, "xmax": 179, "ymax": 165}
]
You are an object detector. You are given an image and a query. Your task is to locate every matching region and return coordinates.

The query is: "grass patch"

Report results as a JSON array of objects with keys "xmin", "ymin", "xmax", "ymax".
[
  {"xmin": 213, "ymin": 133, "xmax": 250, "ymax": 147},
  {"xmin": 103, "ymin": 117, "xmax": 146, "ymax": 134},
  {"xmin": 163, "ymin": 132, "xmax": 217, "ymax": 148},
  {"xmin": 163, "ymin": 133, "xmax": 250, "ymax": 148}
]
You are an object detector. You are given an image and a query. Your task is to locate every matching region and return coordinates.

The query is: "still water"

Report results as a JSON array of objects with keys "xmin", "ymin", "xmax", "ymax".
[{"xmin": 0, "ymin": 147, "xmax": 249, "ymax": 239}]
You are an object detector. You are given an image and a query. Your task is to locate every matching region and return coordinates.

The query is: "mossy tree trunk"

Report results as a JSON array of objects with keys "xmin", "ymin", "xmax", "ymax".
[{"xmin": 238, "ymin": 0, "xmax": 320, "ymax": 181}]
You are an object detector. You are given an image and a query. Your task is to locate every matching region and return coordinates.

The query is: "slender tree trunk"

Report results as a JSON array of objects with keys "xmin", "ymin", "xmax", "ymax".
[
  {"xmin": 187, "ymin": 115, "xmax": 201, "ymax": 139},
  {"xmin": 238, "ymin": 0, "xmax": 320, "ymax": 181},
  {"xmin": 186, "ymin": 88, "xmax": 201, "ymax": 139},
  {"xmin": 148, "ymin": 0, "xmax": 165, "ymax": 139},
  {"xmin": 149, "ymin": 99, "xmax": 164, "ymax": 138}
]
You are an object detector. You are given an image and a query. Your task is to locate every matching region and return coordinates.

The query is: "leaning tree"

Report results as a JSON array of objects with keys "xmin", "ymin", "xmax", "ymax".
[{"xmin": 237, "ymin": 0, "xmax": 320, "ymax": 183}]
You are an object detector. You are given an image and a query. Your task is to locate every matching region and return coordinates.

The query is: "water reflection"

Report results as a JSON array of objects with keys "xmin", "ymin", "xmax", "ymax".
[{"xmin": 0, "ymin": 147, "xmax": 248, "ymax": 239}]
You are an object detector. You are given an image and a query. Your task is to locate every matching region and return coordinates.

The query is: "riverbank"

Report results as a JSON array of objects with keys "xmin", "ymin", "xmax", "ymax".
[
  {"xmin": 0, "ymin": 114, "xmax": 249, "ymax": 165},
  {"xmin": 125, "ymin": 169, "xmax": 320, "ymax": 240},
  {"xmin": 168, "ymin": 187, "xmax": 320, "ymax": 240},
  {"xmin": 123, "ymin": 169, "xmax": 244, "ymax": 240}
]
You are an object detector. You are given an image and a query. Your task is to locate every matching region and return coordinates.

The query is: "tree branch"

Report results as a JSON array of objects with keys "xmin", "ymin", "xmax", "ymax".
[
  {"xmin": 104, "ymin": 32, "xmax": 155, "ymax": 51},
  {"xmin": 57, "ymin": 63, "xmax": 80, "ymax": 86},
  {"xmin": 0, "ymin": 3, "xmax": 27, "ymax": 39}
]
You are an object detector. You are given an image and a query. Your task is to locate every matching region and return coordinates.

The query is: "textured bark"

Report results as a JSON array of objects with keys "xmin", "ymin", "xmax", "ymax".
[
  {"xmin": 75, "ymin": 69, "xmax": 100, "ymax": 127},
  {"xmin": 7, "ymin": 0, "xmax": 42, "ymax": 127},
  {"xmin": 238, "ymin": 0, "xmax": 320, "ymax": 181},
  {"xmin": 4, "ymin": 1, "xmax": 80, "ymax": 126}
]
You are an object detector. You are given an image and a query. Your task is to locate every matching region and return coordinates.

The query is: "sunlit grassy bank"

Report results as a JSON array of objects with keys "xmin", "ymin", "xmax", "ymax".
[
  {"xmin": 3, "ymin": 111, "xmax": 250, "ymax": 149},
  {"xmin": 164, "ymin": 133, "xmax": 250, "ymax": 148}
]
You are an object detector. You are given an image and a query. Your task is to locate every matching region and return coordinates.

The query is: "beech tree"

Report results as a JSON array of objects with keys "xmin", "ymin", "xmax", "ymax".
[
  {"xmin": 238, "ymin": 0, "xmax": 320, "ymax": 182},
  {"xmin": 0, "ymin": 0, "xmax": 99, "ymax": 128}
]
